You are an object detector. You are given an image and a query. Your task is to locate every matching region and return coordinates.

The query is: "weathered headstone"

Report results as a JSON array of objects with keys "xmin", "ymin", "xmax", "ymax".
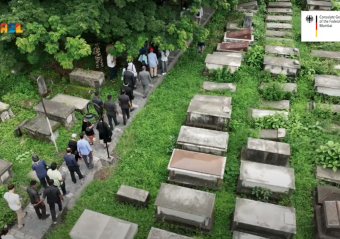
[
  {"xmin": 227, "ymin": 22, "xmax": 240, "ymax": 31},
  {"xmin": 243, "ymin": 13, "xmax": 253, "ymax": 28},
  {"xmin": 147, "ymin": 227, "xmax": 194, "ymax": 239},
  {"xmin": 70, "ymin": 68, "xmax": 105, "ymax": 88},
  {"xmin": 217, "ymin": 42, "xmax": 249, "ymax": 52},
  {"xmin": 316, "ymin": 165, "xmax": 340, "ymax": 184},
  {"xmin": 0, "ymin": 102, "xmax": 15, "ymax": 122},
  {"xmin": 263, "ymin": 56, "xmax": 300, "ymax": 77},
  {"xmin": 237, "ymin": 1, "xmax": 258, "ymax": 11},
  {"xmin": 116, "ymin": 185, "xmax": 150, "ymax": 207},
  {"xmin": 227, "ymin": 28, "xmax": 252, "ymax": 40},
  {"xmin": 265, "ymin": 30, "xmax": 293, "ymax": 38},
  {"xmin": 212, "ymin": 51, "xmax": 243, "ymax": 58},
  {"xmin": 266, "ymin": 15, "xmax": 292, "ymax": 22},
  {"xmin": 311, "ymin": 50, "xmax": 340, "ymax": 60},
  {"xmin": 267, "ymin": 8, "xmax": 292, "ymax": 15},
  {"xmin": 267, "ymin": 2, "xmax": 292, "ymax": 7},
  {"xmin": 154, "ymin": 183, "xmax": 216, "ymax": 234},
  {"xmin": 265, "ymin": 45, "xmax": 299, "ymax": 56},
  {"xmin": 250, "ymin": 108, "xmax": 288, "ymax": 119},
  {"xmin": 307, "ymin": 0, "xmax": 333, "ymax": 10},
  {"xmin": 266, "ymin": 23, "xmax": 292, "ymax": 30},
  {"xmin": 37, "ymin": 76, "xmax": 49, "ymax": 97},
  {"xmin": 0, "ymin": 159, "xmax": 13, "ymax": 184}
]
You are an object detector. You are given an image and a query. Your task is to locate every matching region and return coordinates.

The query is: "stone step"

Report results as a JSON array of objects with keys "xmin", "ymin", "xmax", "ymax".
[
  {"xmin": 267, "ymin": 2, "xmax": 292, "ymax": 7},
  {"xmin": 266, "ymin": 23, "xmax": 292, "ymax": 30},
  {"xmin": 266, "ymin": 15, "xmax": 292, "ymax": 22},
  {"xmin": 314, "ymin": 74, "xmax": 340, "ymax": 97},
  {"xmin": 264, "ymin": 56, "xmax": 300, "ymax": 69},
  {"xmin": 266, "ymin": 30, "xmax": 292, "ymax": 37},
  {"xmin": 260, "ymin": 83, "xmax": 297, "ymax": 93},
  {"xmin": 311, "ymin": 50, "xmax": 340, "ymax": 60},
  {"xmin": 265, "ymin": 45, "xmax": 299, "ymax": 56},
  {"xmin": 266, "ymin": 37, "xmax": 294, "ymax": 42},
  {"xmin": 267, "ymin": 8, "xmax": 292, "ymax": 15}
]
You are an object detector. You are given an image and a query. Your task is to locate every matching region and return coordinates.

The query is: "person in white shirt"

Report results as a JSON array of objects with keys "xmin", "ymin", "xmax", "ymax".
[
  {"xmin": 3, "ymin": 184, "xmax": 27, "ymax": 229},
  {"xmin": 195, "ymin": 7, "xmax": 203, "ymax": 26},
  {"xmin": 161, "ymin": 50, "xmax": 170, "ymax": 75},
  {"xmin": 1, "ymin": 225, "xmax": 15, "ymax": 239},
  {"xmin": 47, "ymin": 163, "xmax": 67, "ymax": 196},
  {"xmin": 107, "ymin": 53, "xmax": 117, "ymax": 81}
]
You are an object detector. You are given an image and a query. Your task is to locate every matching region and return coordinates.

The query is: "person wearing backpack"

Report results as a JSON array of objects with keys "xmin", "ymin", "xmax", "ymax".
[{"xmin": 161, "ymin": 50, "xmax": 170, "ymax": 75}]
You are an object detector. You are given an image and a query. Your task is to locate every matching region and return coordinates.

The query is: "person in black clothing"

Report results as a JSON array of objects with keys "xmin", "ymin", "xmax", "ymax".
[
  {"xmin": 96, "ymin": 119, "xmax": 112, "ymax": 148},
  {"xmin": 197, "ymin": 41, "xmax": 206, "ymax": 53},
  {"xmin": 63, "ymin": 148, "xmax": 84, "ymax": 183},
  {"xmin": 120, "ymin": 80, "xmax": 134, "ymax": 110},
  {"xmin": 92, "ymin": 92, "xmax": 104, "ymax": 118},
  {"xmin": 118, "ymin": 90, "xmax": 131, "ymax": 125},
  {"xmin": 104, "ymin": 95, "xmax": 119, "ymax": 130},
  {"xmin": 123, "ymin": 64, "xmax": 135, "ymax": 88},
  {"xmin": 85, "ymin": 122, "xmax": 95, "ymax": 145},
  {"xmin": 81, "ymin": 118, "xmax": 90, "ymax": 133},
  {"xmin": 34, "ymin": 179, "xmax": 64, "ymax": 225},
  {"xmin": 26, "ymin": 180, "xmax": 49, "ymax": 220},
  {"xmin": 68, "ymin": 134, "xmax": 80, "ymax": 162}
]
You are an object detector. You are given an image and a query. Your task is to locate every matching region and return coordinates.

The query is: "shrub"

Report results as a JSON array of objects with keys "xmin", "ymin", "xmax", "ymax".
[
  {"xmin": 252, "ymin": 187, "xmax": 273, "ymax": 202},
  {"xmin": 260, "ymin": 83, "xmax": 293, "ymax": 101},
  {"xmin": 313, "ymin": 106, "xmax": 333, "ymax": 120},
  {"xmin": 211, "ymin": 66, "xmax": 234, "ymax": 83},
  {"xmin": 245, "ymin": 45, "xmax": 264, "ymax": 69},
  {"xmin": 253, "ymin": 113, "xmax": 288, "ymax": 129},
  {"xmin": 316, "ymin": 141, "xmax": 340, "ymax": 172}
]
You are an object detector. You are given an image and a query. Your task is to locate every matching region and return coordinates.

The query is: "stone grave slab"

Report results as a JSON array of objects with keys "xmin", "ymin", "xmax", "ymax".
[
  {"xmin": 243, "ymin": 13, "xmax": 253, "ymax": 28},
  {"xmin": 237, "ymin": 1, "xmax": 258, "ymax": 11},
  {"xmin": 250, "ymin": 108, "xmax": 288, "ymax": 119},
  {"xmin": 265, "ymin": 45, "xmax": 299, "ymax": 56},
  {"xmin": 233, "ymin": 231, "xmax": 267, "ymax": 239},
  {"xmin": 232, "ymin": 198, "xmax": 296, "ymax": 238},
  {"xmin": 316, "ymin": 184, "xmax": 340, "ymax": 205},
  {"xmin": 154, "ymin": 183, "xmax": 215, "ymax": 234},
  {"xmin": 265, "ymin": 30, "xmax": 292, "ymax": 37},
  {"xmin": 34, "ymin": 99, "xmax": 76, "ymax": 128},
  {"xmin": 69, "ymin": 209, "xmax": 138, "ymax": 239},
  {"xmin": 0, "ymin": 102, "xmax": 15, "ymax": 122},
  {"xmin": 266, "ymin": 15, "xmax": 292, "ymax": 22},
  {"xmin": 267, "ymin": 8, "xmax": 292, "ymax": 15},
  {"xmin": 226, "ymin": 28, "xmax": 252, "ymax": 40},
  {"xmin": 307, "ymin": 0, "xmax": 333, "ymax": 10},
  {"xmin": 266, "ymin": 37, "xmax": 294, "ymax": 43},
  {"xmin": 316, "ymin": 165, "xmax": 340, "ymax": 184},
  {"xmin": 51, "ymin": 94, "xmax": 90, "ymax": 114},
  {"xmin": 263, "ymin": 56, "xmax": 300, "ymax": 76},
  {"xmin": 267, "ymin": 2, "xmax": 292, "ymax": 7},
  {"xmin": 308, "ymin": 102, "xmax": 340, "ymax": 113},
  {"xmin": 259, "ymin": 128, "xmax": 286, "ymax": 140},
  {"xmin": 315, "ymin": 201, "xmax": 340, "ymax": 239},
  {"xmin": 224, "ymin": 34, "xmax": 254, "ymax": 44},
  {"xmin": 227, "ymin": 23, "xmax": 241, "ymax": 31},
  {"xmin": 260, "ymin": 100, "xmax": 290, "ymax": 110},
  {"xmin": 70, "ymin": 68, "xmax": 105, "ymax": 88},
  {"xmin": 147, "ymin": 227, "xmax": 194, "ymax": 239},
  {"xmin": 217, "ymin": 42, "xmax": 249, "ymax": 52},
  {"xmin": 116, "ymin": 185, "xmax": 150, "ymax": 207},
  {"xmin": 23, "ymin": 115, "xmax": 60, "ymax": 143},
  {"xmin": 238, "ymin": 160, "xmax": 295, "ymax": 196},
  {"xmin": 177, "ymin": 126, "xmax": 229, "ymax": 155},
  {"xmin": 212, "ymin": 51, "xmax": 243, "ymax": 59},
  {"xmin": 168, "ymin": 149, "xmax": 226, "ymax": 189},
  {"xmin": 244, "ymin": 137, "xmax": 291, "ymax": 166},
  {"xmin": 311, "ymin": 50, "xmax": 340, "ymax": 60},
  {"xmin": 14, "ymin": 118, "xmax": 29, "ymax": 137},
  {"xmin": 314, "ymin": 75, "xmax": 340, "ymax": 97},
  {"xmin": 186, "ymin": 95, "xmax": 232, "ymax": 130},
  {"xmin": 260, "ymin": 82, "xmax": 297, "ymax": 93},
  {"xmin": 202, "ymin": 81, "xmax": 236, "ymax": 93},
  {"xmin": 205, "ymin": 54, "xmax": 242, "ymax": 73},
  {"xmin": 0, "ymin": 159, "xmax": 13, "ymax": 184}
]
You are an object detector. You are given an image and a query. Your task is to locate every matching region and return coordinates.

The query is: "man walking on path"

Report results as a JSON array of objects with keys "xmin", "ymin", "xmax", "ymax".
[
  {"xmin": 148, "ymin": 48, "xmax": 158, "ymax": 78},
  {"xmin": 120, "ymin": 81, "xmax": 134, "ymax": 110},
  {"xmin": 34, "ymin": 179, "xmax": 63, "ymax": 225},
  {"xmin": 138, "ymin": 66, "xmax": 152, "ymax": 98},
  {"xmin": 26, "ymin": 180, "xmax": 49, "ymax": 220},
  {"xmin": 63, "ymin": 148, "xmax": 84, "ymax": 183},
  {"xmin": 118, "ymin": 90, "xmax": 131, "ymax": 125},
  {"xmin": 47, "ymin": 163, "xmax": 67, "ymax": 196},
  {"xmin": 31, "ymin": 155, "xmax": 49, "ymax": 189},
  {"xmin": 122, "ymin": 64, "xmax": 136, "ymax": 89},
  {"xmin": 107, "ymin": 51, "xmax": 117, "ymax": 81},
  {"xmin": 104, "ymin": 94, "xmax": 119, "ymax": 130},
  {"xmin": 77, "ymin": 133, "xmax": 94, "ymax": 169},
  {"xmin": 92, "ymin": 92, "xmax": 104, "ymax": 118},
  {"xmin": 161, "ymin": 50, "xmax": 170, "ymax": 75}
]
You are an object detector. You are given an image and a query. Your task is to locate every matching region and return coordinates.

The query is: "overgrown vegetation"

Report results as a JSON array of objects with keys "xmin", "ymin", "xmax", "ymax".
[
  {"xmin": 251, "ymin": 187, "xmax": 273, "ymax": 202},
  {"xmin": 316, "ymin": 141, "xmax": 340, "ymax": 172},
  {"xmin": 253, "ymin": 113, "xmax": 288, "ymax": 129},
  {"xmin": 260, "ymin": 82, "xmax": 293, "ymax": 101}
]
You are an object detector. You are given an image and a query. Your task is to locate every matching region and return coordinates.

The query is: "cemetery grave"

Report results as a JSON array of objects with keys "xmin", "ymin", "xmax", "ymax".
[
  {"xmin": 70, "ymin": 68, "xmax": 105, "ymax": 88},
  {"xmin": 260, "ymin": 82, "xmax": 297, "ymax": 93},
  {"xmin": 307, "ymin": 0, "xmax": 333, "ymax": 11},
  {"xmin": 259, "ymin": 128, "xmax": 286, "ymax": 140},
  {"xmin": 307, "ymin": 102, "xmax": 340, "ymax": 114},
  {"xmin": 314, "ymin": 74, "xmax": 340, "ymax": 97},
  {"xmin": 260, "ymin": 100, "xmax": 290, "ymax": 110},
  {"xmin": 232, "ymin": 231, "xmax": 268, "ymax": 239},
  {"xmin": 116, "ymin": 185, "xmax": 150, "ymax": 207},
  {"xmin": 147, "ymin": 227, "xmax": 195, "ymax": 239},
  {"xmin": 263, "ymin": 56, "xmax": 300, "ymax": 77},
  {"xmin": 204, "ymin": 53, "xmax": 242, "ymax": 74},
  {"xmin": 202, "ymin": 81, "xmax": 237, "ymax": 92},
  {"xmin": 0, "ymin": 158, "xmax": 13, "ymax": 184},
  {"xmin": 236, "ymin": 1, "xmax": 258, "ymax": 12},
  {"xmin": 0, "ymin": 102, "xmax": 15, "ymax": 122},
  {"xmin": 249, "ymin": 108, "xmax": 288, "ymax": 119}
]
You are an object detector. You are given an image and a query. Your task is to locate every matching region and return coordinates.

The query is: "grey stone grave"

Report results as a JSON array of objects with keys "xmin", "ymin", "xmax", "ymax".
[
  {"xmin": 267, "ymin": 2, "xmax": 292, "ymax": 7},
  {"xmin": 154, "ymin": 183, "xmax": 216, "ymax": 234},
  {"xmin": 315, "ymin": 201, "xmax": 340, "ymax": 239},
  {"xmin": 266, "ymin": 37, "xmax": 294, "ymax": 42},
  {"xmin": 14, "ymin": 118, "xmax": 29, "ymax": 137},
  {"xmin": 265, "ymin": 30, "xmax": 292, "ymax": 38},
  {"xmin": 237, "ymin": 1, "xmax": 258, "ymax": 12},
  {"xmin": 307, "ymin": 102, "xmax": 340, "ymax": 114},
  {"xmin": 314, "ymin": 75, "xmax": 340, "ymax": 97},
  {"xmin": 204, "ymin": 53, "xmax": 242, "ymax": 74},
  {"xmin": 267, "ymin": 23, "xmax": 292, "ymax": 30},
  {"xmin": 232, "ymin": 198, "xmax": 296, "ymax": 238},
  {"xmin": 238, "ymin": 160, "xmax": 295, "ymax": 196},
  {"xmin": 147, "ymin": 227, "xmax": 194, "ymax": 239},
  {"xmin": 250, "ymin": 108, "xmax": 288, "ymax": 119},
  {"xmin": 243, "ymin": 137, "xmax": 291, "ymax": 167},
  {"xmin": 69, "ymin": 209, "xmax": 138, "ymax": 239},
  {"xmin": 265, "ymin": 45, "xmax": 299, "ymax": 56},
  {"xmin": 233, "ymin": 231, "xmax": 268, "ymax": 239},
  {"xmin": 217, "ymin": 42, "xmax": 249, "ymax": 52},
  {"xmin": 34, "ymin": 99, "xmax": 76, "ymax": 128},
  {"xmin": 0, "ymin": 102, "xmax": 15, "ymax": 122},
  {"xmin": 202, "ymin": 81, "xmax": 236, "ymax": 93},
  {"xmin": 311, "ymin": 50, "xmax": 340, "ymax": 60},
  {"xmin": 177, "ymin": 126, "xmax": 229, "ymax": 155},
  {"xmin": 51, "ymin": 93, "xmax": 90, "ymax": 114},
  {"xmin": 266, "ymin": 15, "xmax": 292, "ymax": 23},
  {"xmin": 315, "ymin": 184, "xmax": 340, "ymax": 206},
  {"xmin": 267, "ymin": 8, "xmax": 292, "ymax": 15},
  {"xmin": 116, "ymin": 185, "xmax": 150, "ymax": 207},
  {"xmin": 259, "ymin": 128, "xmax": 286, "ymax": 140},
  {"xmin": 186, "ymin": 94, "xmax": 232, "ymax": 131},
  {"xmin": 0, "ymin": 159, "xmax": 13, "ymax": 184},
  {"xmin": 70, "ymin": 68, "xmax": 105, "ymax": 88},
  {"xmin": 37, "ymin": 76, "xmax": 49, "ymax": 97},
  {"xmin": 243, "ymin": 13, "xmax": 253, "ymax": 28},
  {"xmin": 260, "ymin": 100, "xmax": 290, "ymax": 110},
  {"xmin": 168, "ymin": 149, "xmax": 226, "ymax": 189},
  {"xmin": 307, "ymin": 0, "xmax": 333, "ymax": 10},
  {"xmin": 263, "ymin": 56, "xmax": 300, "ymax": 77},
  {"xmin": 260, "ymin": 82, "xmax": 297, "ymax": 93},
  {"xmin": 316, "ymin": 165, "xmax": 340, "ymax": 184},
  {"xmin": 23, "ymin": 115, "xmax": 60, "ymax": 143}
]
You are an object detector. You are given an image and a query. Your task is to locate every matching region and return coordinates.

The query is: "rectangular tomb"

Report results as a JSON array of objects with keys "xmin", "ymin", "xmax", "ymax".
[
  {"xmin": 205, "ymin": 54, "xmax": 242, "ymax": 73},
  {"xmin": 238, "ymin": 160, "xmax": 295, "ymax": 196},
  {"xmin": 265, "ymin": 30, "xmax": 292, "ymax": 38},
  {"xmin": 259, "ymin": 128, "xmax": 286, "ymax": 140},
  {"xmin": 237, "ymin": 1, "xmax": 258, "ymax": 11},
  {"xmin": 244, "ymin": 137, "xmax": 291, "ymax": 167},
  {"xmin": 307, "ymin": 0, "xmax": 333, "ymax": 10},
  {"xmin": 154, "ymin": 183, "xmax": 215, "ymax": 234},
  {"xmin": 316, "ymin": 165, "xmax": 340, "ymax": 184},
  {"xmin": 265, "ymin": 45, "xmax": 299, "ymax": 56},
  {"xmin": 314, "ymin": 75, "xmax": 340, "ymax": 97},
  {"xmin": 260, "ymin": 100, "xmax": 290, "ymax": 110},
  {"xmin": 116, "ymin": 185, "xmax": 150, "ymax": 207},
  {"xmin": 177, "ymin": 126, "xmax": 229, "ymax": 155},
  {"xmin": 266, "ymin": 15, "xmax": 292, "ymax": 22},
  {"xmin": 23, "ymin": 115, "xmax": 60, "ymax": 143},
  {"xmin": 311, "ymin": 50, "xmax": 340, "ymax": 60},
  {"xmin": 260, "ymin": 82, "xmax": 297, "ymax": 93},
  {"xmin": 168, "ymin": 149, "xmax": 226, "ymax": 189},
  {"xmin": 34, "ymin": 99, "xmax": 76, "ymax": 128},
  {"xmin": 202, "ymin": 81, "xmax": 236, "ymax": 93},
  {"xmin": 51, "ymin": 94, "xmax": 90, "ymax": 114},
  {"xmin": 0, "ymin": 159, "xmax": 13, "ymax": 184},
  {"xmin": 0, "ymin": 102, "xmax": 15, "ymax": 122},
  {"xmin": 226, "ymin": 28, "xmax": 252, "ymax": 40},
  {"xmin": 186, "ymin": 94, "xmax": 232, "ymax": 131},
  {"xmin": 70, "ymin": 68, "xmax": 105, "ymax": 88},
  {"xmin": 233, "ymin": 231, "xmax": 268, "ymax": 239},
  {"xmin": 212, "ymin": 51, "xmax": 243, "ymax": 59},
  {"xmin": 263, "ymin": 56, "xmax": 300, "ymax": 77},
  {"xmin": 232, "ymin": 198, "xmax": 296, "ymax": 238},
  {"xmin": 217, "ymin": 42, "xmax": 249, "ymax": 52},
  {"xmin": 69, "ymin": 209, "xmax": 138, "ymax": 239},
  {"xmin": 315, "ymin": 201, "xmax": 340, "ymax": 239},
  {"xmin": 250, "ymin": 108, "xmax": 288, "ymax": 119},
  {"xmin": 315, "ymin": 184, "xmax": 340, "ymax": 205},
  {"xmin": 147, "ymin": 227, "xmax": 194, "ymax": 239},
  {"xmin": 267, "ymin": 8, "xmax": 292, "ymax": 15},
  {"xmin": 266, "ymin": 23, "xmax": 292, "ymax": 30}
]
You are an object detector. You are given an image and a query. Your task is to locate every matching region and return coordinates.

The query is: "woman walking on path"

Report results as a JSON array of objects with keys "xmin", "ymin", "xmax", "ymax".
[
  {"xmin": 96, "ymin": 119, "xmax": 112, "ymax": 148},
  {"xmin": 85, "ymin": 122, "xmax": 95, "ymax": 145}
]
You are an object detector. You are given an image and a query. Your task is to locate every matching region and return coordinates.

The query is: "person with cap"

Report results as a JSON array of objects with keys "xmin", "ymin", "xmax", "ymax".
[
  {"xmin": 68, "ymin": 134, "xmax": 80, "ymax": 162},
  {"xmin": 148, "ymin": 48, "xmax": 158, "ymax": 78},
  {"xmin": 92, "ymin": 92, "xmax": 104, "ymax": 118},
  {"xmin": 104, "ymin": 94, "xmax": 119, "ymax": 130},
  {"xmin": 77, "ymin": 133, "xmax": 94, "ymax": 169},
  {"xmin": 64, "ymin": 148, "xmax": 84, "ymax": 183},
  {"xmin": 26, "ymin": 180, "xmax": 49, "ymax": 220},
  {"xmin": 118, "ymin": 90, "xmax": 131, "ymax": 125},
  {"xmin": 31, "ymin": 155, "xmax": 49, "ymax": 188},
  {"xmin": 47, "ymin": 163, "xmax": 67, "ymax": 196},
  {"xmin": 138, "ymin": 66, "xmax": 152, "ymax": 98}
]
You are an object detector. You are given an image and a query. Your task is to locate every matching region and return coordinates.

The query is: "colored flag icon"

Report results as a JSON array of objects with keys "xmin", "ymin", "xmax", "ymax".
[{"xmin": 316, "ymin": 15, "xmax": 317, "ymax": 37}]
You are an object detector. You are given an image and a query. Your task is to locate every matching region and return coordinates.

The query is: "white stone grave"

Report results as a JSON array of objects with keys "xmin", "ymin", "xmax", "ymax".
[
  {"xmin": 263, "ymin": 56, "xmax": 300, "ymax": 77},
  {"xmin": 265, "ymin": 45, "xmax": 299, "ymax": 56},
  {"xmin": 260, "ymin": 82, "xmax": 297, "ymax": 93},
  {"xmin": 316, "ymin": 165, "xmax": 340, "ymax": 184},
  {"xmin": 259, "ymin": 128, "xmax": 286, "ymax": 140},
  {"xmin": 204, "ymin": 54, "xmax": 242, "ymax": 73},
  {"xmin": 202, "ymin": 81, "xmax": 237, "ymax": 93},
  {"xmin": 260, "ymin": 100, "xmax": 290, "ymax": 110},
  {"xmin": 250, "ymin": 108, "xmax": 288, "ymax": 119},
  {"xmin": 23, "ymin": 115, "xmax": 60, "ymax": 143},
  {"xmin": 307, "ymin": 0, "xmax": 333, "ymax": 10},
  {"xmin": 147, "ymin": 227, "xmax": 194, "ymax": 239},
  {"xmin": 314, "ymin": 75, "xmax": 340, "ymax": 97},
  {"xmin": 116, "ymin": 185, "xmax": 150, "ymax": 207},
  {"xmin": 266, "ymin": 16, "xmax": 292, "ymax": 23},
  {"xmin": 267, "ymin": 2, "xmax": 292, "ymax": 7},
  {"xmin": 266, "ymin": 23, "xmax": 292, "ymax": 30},
  {"xmin": 311, "ymin": 50, "xmax": 340, "ymax": 60},
  {"xmin": 267, "ymin": 8, "xmax": 292, "ymax": 15}
]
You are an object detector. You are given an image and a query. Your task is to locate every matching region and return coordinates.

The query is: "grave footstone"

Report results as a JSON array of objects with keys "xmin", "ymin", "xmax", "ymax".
[
  {"xmin": 37, "ymin": 76, "xmax": 49, "ymax": 97},
  {"xmin": 233, "ymin": 231, "xmax": 267, "ymax": 239},
  {"xmin": 217, "ymin": 42, "xmax": 249, "ymax": 52},
  {"xmin": 250, "ymin": 108, "xmax": 288, "ymax": 119},
  {"xmin": 0, "ymin": 102, "xmax": 15, "ymax": 122},
  {"xmin": 315, "ymin": 201, "xmax": 340, "ymax": 238},
  {"xmin": 314, "ymin": 75, "xmax": 340, "ymax": 97},
  {"xmin": 315, "ymin": 184, "xmax": 340, "ymax": 205},
  {"xmin": 243, "ymin": 13, "xmax": 253, "ymax": 28},
  {"xmin": 232, "ymin": 198, "xmax": 296, "ymax": 238},
  {"xmin": 0, "ymin": 159, "xmax": 13, "ymax": 184},
  {"xmin": 116, "ymin": 185, "xmax": 150, "ymax": 207},
  {"xmin": 23, "ymin": 115, "xmax": 60, "ymax": 143},
  {"xmin": 69, "ymin": 209, "xmax": 138, "ymax": 239},
  {"xmin": 202, "ymin": 81, "xmax": 237, "ymax": 93},
  {"xmin": 70, "ymin": 68, "xmax": 105, "ymax": 88},
  {"xmin": 226, "ymin": 28, "xmax": 252, "ymax": 40},
  {"xmin": 147, "ymin": 227, "xmax": 194, "ymax": 239},
  {"xmin": 51, "ymin": 94, "xmax": 90, "ymax": 114},
  {"xmin": 154, "ymin": 183, "xmax": 215, "ymax": 234},
  {"xmin": 259, "ymin": 128, "xmax": 286, "ymax": 140},
  {"xmin": 168, "ymin": 149, "xmax": 226, "ymax": 189}
]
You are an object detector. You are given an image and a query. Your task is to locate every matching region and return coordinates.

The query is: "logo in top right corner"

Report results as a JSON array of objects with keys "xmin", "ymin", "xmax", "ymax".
[{"xmin": 306, "ymin": 15, "xmax": 314, "ymax": 23}]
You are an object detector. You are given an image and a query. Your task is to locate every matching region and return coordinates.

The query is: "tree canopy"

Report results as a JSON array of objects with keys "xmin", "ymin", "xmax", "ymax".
[{"xmin": 0, "ymin": 0, "xmax": 232, "ymax": 72}]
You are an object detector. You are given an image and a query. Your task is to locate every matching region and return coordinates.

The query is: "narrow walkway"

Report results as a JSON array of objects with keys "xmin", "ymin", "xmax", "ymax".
[{"xmin": 8, "ymin": 7, "xmax": 215, "ymax": 239}]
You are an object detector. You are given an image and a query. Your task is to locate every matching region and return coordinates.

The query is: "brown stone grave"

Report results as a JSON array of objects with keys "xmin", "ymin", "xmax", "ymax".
[
  {"xmin": 219, "ymin": 42, "xmax": 249, "ymax": 51},
  {"xmin": 226, "ymin": 28, "xmax": 252, "ymax": 40}
]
